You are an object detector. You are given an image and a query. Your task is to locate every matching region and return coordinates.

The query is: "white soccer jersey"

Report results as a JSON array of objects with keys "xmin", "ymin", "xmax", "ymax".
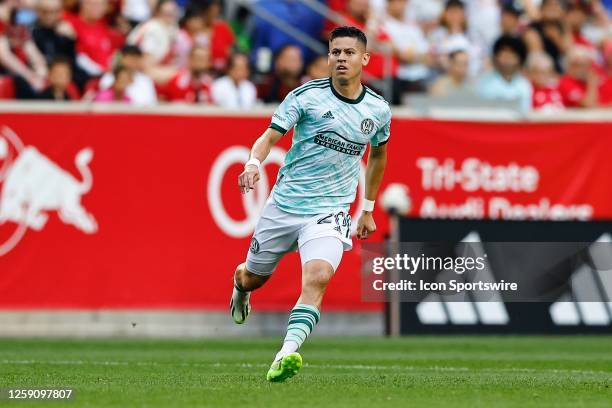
[{"xmin": 269, "ymin": 77, "xmax": 392, "ymax": 215}]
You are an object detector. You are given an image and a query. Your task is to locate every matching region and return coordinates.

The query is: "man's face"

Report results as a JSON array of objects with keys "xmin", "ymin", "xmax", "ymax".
[
  {"xmin": 567, "ymin": 56, "xmax": 591, "ymax": 80},
  {"xmin": 495, "ymin": 47, "xmax": 520, "ymax": 77},
  {"xmin": 501, "ymin": 12, "xmax": 519, "ymax": 34},
  {"xmin": 122, "ymin": 54, "xmax": 142, "ymax": 71},
  {"xmin": 541, "ymin": 0, "xmax": 563, "ymax": 21},
  {"xmin": 229, "ymin": 55, "xmax": 249, "ymax": 83},
  {"xmin": 386, "ymin": 0, "xmax": 407, "ymax": 19},
  {"xmin": 348, "ymin": 0, "xmax": 369, "ymax": 20},
  {"xmin": 158, "ymin": 1, "xmax": 178, "ymax": 26},
  {"xmin": 448, "ymin": 51, "xmax": 468, "ymax": 80},
  {"xmin": 528, "ymin": 60, "xmax": 554, "ymax": 87},
  {"xmin": 328, "ymin": 37, "xmax": 369, "ymax": 84},
  {"xmin": 49, "ymin": 63, "xmax": 71, "ymax": 89},
  {"xmin": 189, "ymin": 48, "xmax": 210, "ymax": 76},
  {"xmin": 37, "ymin": 0, "xmax": 62, "ymax": 27},
  {"xmin": 81, "ymin": 0, "xmax": 107, "ymax": 21},
  {"xmin": 275, "ymin": 46, "xmax": 303, "ymax": 79}
]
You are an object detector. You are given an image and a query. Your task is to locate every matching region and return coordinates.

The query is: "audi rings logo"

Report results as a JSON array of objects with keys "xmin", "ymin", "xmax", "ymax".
[{"xmin": 207, "ymin": 146, "xmax": 366, "ymax": 238}]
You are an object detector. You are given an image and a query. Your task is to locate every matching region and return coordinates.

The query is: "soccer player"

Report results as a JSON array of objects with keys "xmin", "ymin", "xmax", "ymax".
[{"xmin": 230, "ymin": 26, "xmax": 391, "ymax": 382}]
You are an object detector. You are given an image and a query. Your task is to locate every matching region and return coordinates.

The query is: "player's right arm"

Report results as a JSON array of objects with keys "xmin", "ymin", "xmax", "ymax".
[
  {"xmin": 238, "ymin": 90, "xmax": 303, "ymax": 194},
  {"xmin": 238, "ymin": 128, "xmax": 284, "ymax": 194}
]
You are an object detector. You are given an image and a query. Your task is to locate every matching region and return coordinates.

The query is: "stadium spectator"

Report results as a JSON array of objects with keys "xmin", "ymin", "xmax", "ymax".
[
  {"xmin": 200, "ymin": 0, "xmax": 234, "ymax": 72},
  {"xmin": 64, "ymin": 0, "xmax": 123, "ymax": 77},
  {"xmin": 0, "ymin": 1, "xmax": 48, "ymax": 98},
  {"xmin": 526, "ymin": 52, "xmax": 564, "ymax": 112},
  {"xmin": 500, "ymin": 3, "xmax": 523, "ymax": 37},
  {"xmin": 565, "ymin": 0, "xmax": 595, "ymax": 48},
  {"xmin": 428, "ymin": 49, "xmax": 471, "ymax": 96},
  {"xmin": 158, "ymin": 45, "xmax": 213, "ymax": 103},
  {"xmin": 476, "ymin": 35, "xmax": 532, "ymax": 113},
  {"xmin": 38, "ymin": 56, "xmax": 76, "ymax": 100},
  {"xmin": 558, "ymin": 45, "xmax": 600, "ymax": 108},
  {"xmin": 303, "ymin": 54, "xmax": 329, "ymax": 82},
  {"xmin": 258, "ymin": 44, "xmax": 303, "ymax": 103},
  {"xmin": 523, "ymin": 0, "xmax": 568, "ymax": 73},
  {"xmin": 173, "ymin": 5, "xmax": 207, "ymax": 70},
  {"xmin": 383, "ymin": 0, "xmax": 433, "ymax": 96},
  {"xmin": 33, "ymin": 0, "xmax": 76, "ymax": 63},
  {"xmin": 599, "ymin": 39, "xmax": 612, "ymax": 106},
  {"xmin": 211, "ymin": 53, "xmax": 256, "ymax": 109},
  {"xmin": 429, "ymin": 0, "xmax": 482, "ymax": 77},
  {"xmin": 94, "ymin": 64, "xmax": 133, "ymax": 102},
  {"xmin": 121, "ymin": 0, "xmax": 155, "ymax": 27},
  {"xmin": 99, "ymin": 44, "xmax": 156, "ymax": 105},
  {"xmin": 127, "ymin": 0, "xmax": 179, "ymax": 83},
  {"xmin": 336, "ymin": 0, "xmax": 398, "ymax": 80},
  {"xmin": 465, "ymin": 0, "xmax": 501, "ymax": 52}
]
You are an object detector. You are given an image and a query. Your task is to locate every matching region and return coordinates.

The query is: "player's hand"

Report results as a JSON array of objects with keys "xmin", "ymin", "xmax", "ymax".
[
  {"xmin": 356, "ymin": 211, "xmax": 376, "ymax": 240},
  {"xmin": 238, "ymin": 164, "xmax": 260, "ymax": 194}
]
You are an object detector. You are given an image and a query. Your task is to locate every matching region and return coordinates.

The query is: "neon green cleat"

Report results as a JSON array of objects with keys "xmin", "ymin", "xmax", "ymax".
[{"xmin": 266, "ymin": 352, "xmax": 302, "ymax": 382}]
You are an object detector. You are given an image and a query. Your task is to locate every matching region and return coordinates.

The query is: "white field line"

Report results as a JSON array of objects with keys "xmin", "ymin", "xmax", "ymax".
[{"xmin": 0, "ymin": 359, "xmax": 611, "ymax": 376}]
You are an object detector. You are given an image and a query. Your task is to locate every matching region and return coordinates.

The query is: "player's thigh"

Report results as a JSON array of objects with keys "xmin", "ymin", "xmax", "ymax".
[
  {"xmin": 298, "ymin": 236, "xmax": 344, "ymax": 275},
  {"xmin": 245, "ymin": 201, "xmax": 300, "ymax": 276}
]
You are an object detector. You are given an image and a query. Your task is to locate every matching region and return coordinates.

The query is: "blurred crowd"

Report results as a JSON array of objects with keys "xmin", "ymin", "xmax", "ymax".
[{"xmin": 0, "ymin": 0, "xmax": 611, "ymax": 111}]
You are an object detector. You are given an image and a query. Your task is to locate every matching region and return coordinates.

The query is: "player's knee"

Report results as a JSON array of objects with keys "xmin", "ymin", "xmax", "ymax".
[{"xmin": 302, "ymin": 260, "xmax": 334, "ymax": 289}]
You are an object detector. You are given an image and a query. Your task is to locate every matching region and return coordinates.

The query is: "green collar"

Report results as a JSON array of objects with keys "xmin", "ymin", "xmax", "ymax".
[{"xmin": 329, "ymin": 77, "xmax": 366, "ymax": 104}]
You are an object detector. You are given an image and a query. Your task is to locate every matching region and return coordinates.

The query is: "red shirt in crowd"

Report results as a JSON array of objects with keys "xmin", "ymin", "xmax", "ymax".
[
  {"xmin": 64, "ymin": 12, "xmax": 123, "ymax": 71},
  {"xmin": 598, "ymin": 76, "xmax": 612, "ymax": 105},
  {"xmin": 159, "ymin": 69, "xmax": 213, "ymax": 103},
  {"xmin": 558, "ymin": 75, "xmax": 588, "ymax": 107},
  {"xmin": 210, "ymin": 20, "xmax": 235, "ymax": 71},
  {"xmin": 532, "ymin": 83, "xmax": 564, "ymax": 111}
]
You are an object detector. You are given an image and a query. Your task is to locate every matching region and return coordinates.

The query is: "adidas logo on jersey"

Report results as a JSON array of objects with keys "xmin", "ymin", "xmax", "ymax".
[{"xmin": 322, "ymin": 111, "xmax": 335, "ymax": 119}]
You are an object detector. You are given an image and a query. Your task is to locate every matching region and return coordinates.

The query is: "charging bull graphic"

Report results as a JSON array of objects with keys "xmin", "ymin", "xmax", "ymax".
[{"xmin": 0, "ymin": 126, "xmax": 97, "ymax": 256}]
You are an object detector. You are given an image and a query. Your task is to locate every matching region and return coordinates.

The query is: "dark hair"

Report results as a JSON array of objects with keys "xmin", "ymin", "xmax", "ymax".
[
  {"xmin": 445, "ymin": 0, "xmax": 465, "ymax": 9},
  {"xmin": 329, "ymin": 26, "xmax": 367, "ymax": 48},
  {"xmin": 227, "ymin": 52, "xmax": 248, "ymax": 70},
  {"xmin": 49, "ymin": 55, "xmax": 72, "ymax": 70},
  {"xmin": 493, "ymin": 35, "xmax": 528, "ymax": 65},
  {"xmin": 179, "ymin": 5, "xmax": 204, "ymax": 27},
  {"xmin": 273, "ymin": 44, "xmax": 302, "ymax": 62},
  {"xmin": 440, "ymin": 0, "xmax": 467, "ymax": 31},
  {"xmin": 449, "ymin": 49, "xmax": 467, "ymax": 60},
  {"xmin": 120, "ymin": 45, "xmax": 143, "ymax": 56}
]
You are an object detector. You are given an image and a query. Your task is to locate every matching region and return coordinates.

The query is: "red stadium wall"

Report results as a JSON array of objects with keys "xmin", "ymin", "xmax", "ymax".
[{"xmin": 0, "ymin": 112, "xmax": 611, "ymax": 310}]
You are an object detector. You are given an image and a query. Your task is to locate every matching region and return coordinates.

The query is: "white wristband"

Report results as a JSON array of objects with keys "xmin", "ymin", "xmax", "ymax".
[
  {"xmin": 363, "ymin": 199, "xmax": 375, "ymax": 212},
  {"xmin": 245, "ymin": 158, "xmax": 261, "ymax": 170}
]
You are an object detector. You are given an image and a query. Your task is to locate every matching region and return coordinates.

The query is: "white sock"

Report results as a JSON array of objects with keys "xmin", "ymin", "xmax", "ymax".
[{"xmin": 275, "ymin": 341, "xmax": 299, "ymax": 361}]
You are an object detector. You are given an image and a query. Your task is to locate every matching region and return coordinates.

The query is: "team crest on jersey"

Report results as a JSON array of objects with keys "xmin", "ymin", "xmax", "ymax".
[
  {"xmin": 249, "ymin": 237, "xmax": 260, "ymax": 254},
  {"xmin": 361, "ymin": 119, "xmax": 375, "ymax": 135}
]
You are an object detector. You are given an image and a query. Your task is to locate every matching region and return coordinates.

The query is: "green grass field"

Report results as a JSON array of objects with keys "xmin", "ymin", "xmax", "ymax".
[{"xmin": 1, "ymin": 336, "xmax": 611, "ymax": 407}]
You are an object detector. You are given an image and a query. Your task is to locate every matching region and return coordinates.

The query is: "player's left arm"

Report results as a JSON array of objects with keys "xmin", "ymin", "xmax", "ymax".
[{"xmin": 356, "ymin": 143, "xmax": 387, "ymax": 240}]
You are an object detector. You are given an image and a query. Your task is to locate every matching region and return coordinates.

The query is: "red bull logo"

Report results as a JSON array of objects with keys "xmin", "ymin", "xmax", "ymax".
[{"xmin": 0, "ymin": 126, "xmax": 97, "ymax": 256}]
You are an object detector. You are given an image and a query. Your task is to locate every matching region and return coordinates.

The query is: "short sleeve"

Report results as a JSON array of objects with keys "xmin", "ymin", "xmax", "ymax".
[
  {"xmin": 269, "ymin": 91, "xmax": 303, "ymax": 134},
  {"xmin": 370, "ymin": 106, "xmax": 391, "ymax": 147}
]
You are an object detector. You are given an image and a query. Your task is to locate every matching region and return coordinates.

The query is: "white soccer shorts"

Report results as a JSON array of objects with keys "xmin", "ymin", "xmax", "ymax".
[{"xmin": 245, "ymin": 198, "xmax": 352, "ymax": 276}]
